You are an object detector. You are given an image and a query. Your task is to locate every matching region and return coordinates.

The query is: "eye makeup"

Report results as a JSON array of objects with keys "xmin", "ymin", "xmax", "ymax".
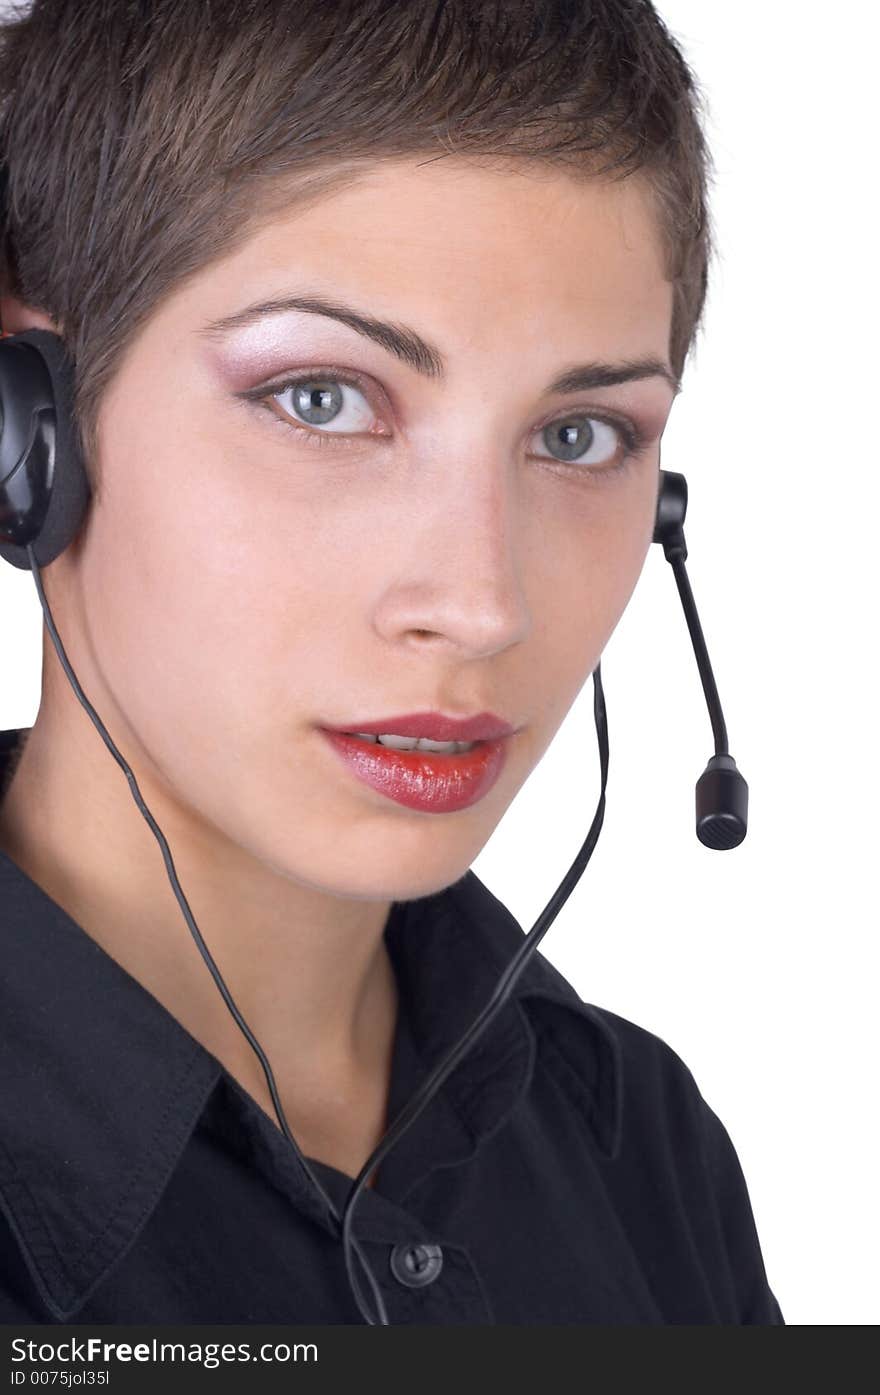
[{"xmin": 234, "ymin": 361, "xmax": 655, "ymax": 480}]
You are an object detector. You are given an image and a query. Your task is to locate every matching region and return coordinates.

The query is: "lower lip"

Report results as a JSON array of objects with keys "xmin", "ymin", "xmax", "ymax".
[{"xmin": 317, "ymin": 729, "xmax": 510, "ymax": 812}]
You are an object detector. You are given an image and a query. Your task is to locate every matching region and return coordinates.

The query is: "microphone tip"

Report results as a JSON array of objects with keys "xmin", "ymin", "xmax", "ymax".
[{"xmin": 696, "ymin": 755, "xmax": 749, "ymax": 850}]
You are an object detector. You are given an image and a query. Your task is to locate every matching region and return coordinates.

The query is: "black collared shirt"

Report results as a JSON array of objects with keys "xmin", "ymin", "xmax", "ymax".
[{"xmin": 0, "ymin": 727, "xmax": 784, "ymax": 1325}]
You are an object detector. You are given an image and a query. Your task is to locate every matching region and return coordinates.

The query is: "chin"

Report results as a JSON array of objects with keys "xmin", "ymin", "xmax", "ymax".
[{"xmin": 294, "ymin": 855, "xmax": 472, "ymax": 905}]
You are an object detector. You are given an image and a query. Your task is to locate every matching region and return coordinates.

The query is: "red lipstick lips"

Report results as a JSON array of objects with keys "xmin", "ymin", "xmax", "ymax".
[
  {"xmin": 323, "ymin": 711, "xmax": 515, "ymax": 742},
  {"xmin": 317, "ymin": 711, "xmax": 516, "ymax": 812}
]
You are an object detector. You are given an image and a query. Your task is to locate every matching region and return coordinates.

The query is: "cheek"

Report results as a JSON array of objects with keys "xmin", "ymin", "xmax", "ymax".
[
  {"xmin": 81, "ymin": 416, "xmax": 377, "ymax": 750},
  {"xmin": 523, "ymin": 477, "xmax": 654, "ymax": 716}
]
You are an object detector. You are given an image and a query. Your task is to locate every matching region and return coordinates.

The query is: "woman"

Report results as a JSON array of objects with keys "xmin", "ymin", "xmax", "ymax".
[{"xmin": 0, "ymin": 0, "xmax": 783, "ymax": 1324}]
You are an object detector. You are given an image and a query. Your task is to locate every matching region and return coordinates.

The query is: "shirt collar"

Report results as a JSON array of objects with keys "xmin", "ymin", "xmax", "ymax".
[{"xmin": 0, "ymin": 726, "xmax": 622, "ymax": 1320}]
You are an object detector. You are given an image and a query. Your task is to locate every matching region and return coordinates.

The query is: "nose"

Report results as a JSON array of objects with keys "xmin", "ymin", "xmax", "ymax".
[{"xmin": 371, "ymin": 452, "xmax": 533, "ymax": 661}]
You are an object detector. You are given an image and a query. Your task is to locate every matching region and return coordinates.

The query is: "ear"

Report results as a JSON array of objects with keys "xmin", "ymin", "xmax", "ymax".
[{"xmin": 0, "ymin": 293, "xmax": 60, "ymax": 336}]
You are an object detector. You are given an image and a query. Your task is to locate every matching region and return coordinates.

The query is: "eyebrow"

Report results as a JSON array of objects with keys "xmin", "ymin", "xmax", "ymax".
[{"xmin": 197, "ymin": 292, "xmax": 682, "ymax": 396}]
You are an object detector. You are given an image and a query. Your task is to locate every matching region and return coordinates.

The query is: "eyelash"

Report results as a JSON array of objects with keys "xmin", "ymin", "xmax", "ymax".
[{"xmin": 239, "ymin": 368, "xmax": 650, "ymax": 477}]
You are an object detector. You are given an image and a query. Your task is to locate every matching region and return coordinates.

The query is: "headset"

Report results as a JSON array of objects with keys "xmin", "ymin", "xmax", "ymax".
[{"xmin": 0, "ymin": 162, "xmax": 748, "ymax": 1325}]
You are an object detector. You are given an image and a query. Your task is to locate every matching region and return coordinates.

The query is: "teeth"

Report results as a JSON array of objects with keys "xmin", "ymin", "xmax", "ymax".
[
  {"xmin": 350, "ymin": 732, "xmax": 476, "ymax": 754},
  {"xmin": 411, "ymin": 737, "xmax": 473, "ymax": 754}
]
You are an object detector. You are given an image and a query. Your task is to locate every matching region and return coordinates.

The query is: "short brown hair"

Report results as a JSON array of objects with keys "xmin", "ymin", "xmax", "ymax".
[{"xmin": 0, "ymin": 0, "xmax": 715, "ymax": 493}]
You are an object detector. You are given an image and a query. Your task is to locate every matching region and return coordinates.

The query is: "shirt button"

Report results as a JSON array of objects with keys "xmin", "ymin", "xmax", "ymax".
[{"xmin": 389, "ymin": 1241, "xmax": 444, "ymax": 1288}]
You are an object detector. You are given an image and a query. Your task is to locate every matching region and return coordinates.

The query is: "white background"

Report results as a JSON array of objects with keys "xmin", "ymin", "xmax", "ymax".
[{"xmin": 2, "ymin": 2, "xmax": 877, "ymax": 1325}]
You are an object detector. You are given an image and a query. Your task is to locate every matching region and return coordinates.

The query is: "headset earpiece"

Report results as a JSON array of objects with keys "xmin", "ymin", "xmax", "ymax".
[{"xmin": 0, "ymin": 327, "xmax": 91, "ymax": 569}]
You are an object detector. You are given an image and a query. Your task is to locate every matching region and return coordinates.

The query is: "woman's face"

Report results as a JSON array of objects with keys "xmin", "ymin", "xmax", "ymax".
[{"xmin": 63, "ymin": 156, "xmax": 677, "ymax": 900}]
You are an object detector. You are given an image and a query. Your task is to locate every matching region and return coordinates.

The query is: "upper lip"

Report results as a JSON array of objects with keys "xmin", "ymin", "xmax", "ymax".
[{"xmin": 322, "ymin": 711, "xmax": 517, "ymax": 742}]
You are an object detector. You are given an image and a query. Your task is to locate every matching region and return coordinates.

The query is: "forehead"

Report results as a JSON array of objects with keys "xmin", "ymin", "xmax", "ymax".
[{"xmin": 169, "ymin": 156, "xmax": 671, "ymax": 353}]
